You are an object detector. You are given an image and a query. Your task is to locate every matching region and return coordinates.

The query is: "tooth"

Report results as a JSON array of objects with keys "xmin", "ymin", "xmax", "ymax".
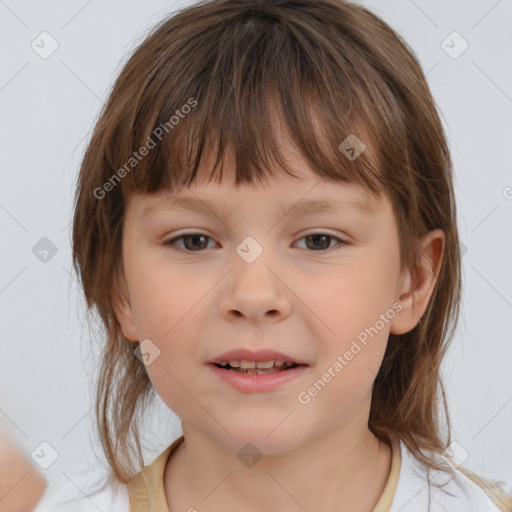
[
  {"xmin": 255, "ymin": 361, "xmax": 274, "ymax": 369},
  {"xmin": 256, "ymin": 368, "xmax": 279, "ymax": 374},
  {"xmin": 225, "ymin": 360, "xmax": 297, "ymax": 371}
]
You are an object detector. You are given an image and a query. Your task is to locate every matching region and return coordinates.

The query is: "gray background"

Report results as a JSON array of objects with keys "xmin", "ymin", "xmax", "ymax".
[{"xmin": 1, "ymin": 0, "xmax": 511, "ymax": 496}]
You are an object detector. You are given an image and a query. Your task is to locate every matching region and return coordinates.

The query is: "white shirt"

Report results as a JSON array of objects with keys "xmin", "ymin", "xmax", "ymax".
[
  {"xmin": 34, "ymin": 436, "xmax": 506, "ymax": 512},
  {"xmin": 388, "ymin": 441, "xmax": 503, "ymax": 511}
]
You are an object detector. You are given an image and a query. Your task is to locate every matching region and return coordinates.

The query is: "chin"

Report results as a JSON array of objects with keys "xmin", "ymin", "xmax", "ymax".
[{"xmin": 215, "ymin": 423, "xmax": 306, "ymax": 455}]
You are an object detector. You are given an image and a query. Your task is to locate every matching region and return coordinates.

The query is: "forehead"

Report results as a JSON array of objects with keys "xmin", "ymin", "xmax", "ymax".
[{"xmin": 138, "ymin": 173, "xmax": 378, "ymax": 218}]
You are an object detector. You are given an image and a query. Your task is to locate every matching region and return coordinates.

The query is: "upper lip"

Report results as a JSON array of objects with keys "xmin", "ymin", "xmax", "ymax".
[{"xmin": 208, "ymin": 348, "xmax": 308, "ymax": 365}]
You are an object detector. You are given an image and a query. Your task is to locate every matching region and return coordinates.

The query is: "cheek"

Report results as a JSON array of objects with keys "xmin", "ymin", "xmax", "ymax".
[
  {"xmin": 303, "ymin": 252, "xmax": 399, "ymax": 333},
  {"xmin": 126, "ymin": 256, "xmax": 199, "ymax": 335},
  {"xmin": 295, "ymin": 249, "xmax": 399, "ymax": 384},
  {"xmin": 126, "ymin": 259, "xmax": 209, "ymax": 364}
]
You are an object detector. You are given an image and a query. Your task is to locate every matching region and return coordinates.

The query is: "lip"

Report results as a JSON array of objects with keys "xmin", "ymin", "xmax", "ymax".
[
  {"xmin": 207, "ymin": 363, "xmax": 308, "ymax": 393},
  {"xmin": 208, "ymin": 348, "xmax": 307, "ymax": 365}
]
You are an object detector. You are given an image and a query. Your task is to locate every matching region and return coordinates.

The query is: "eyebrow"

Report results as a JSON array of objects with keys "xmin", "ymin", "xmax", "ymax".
[{"xmin": 143, "ymin": 194, "xmax": 373, "ymax": 217}]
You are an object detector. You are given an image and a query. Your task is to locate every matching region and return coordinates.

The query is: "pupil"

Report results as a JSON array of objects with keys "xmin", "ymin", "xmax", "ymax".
[
  {"xmin": 306, "ymin": 234, "xmax": 330, "ymax": 250},
  {"xmin": 184, "ymin": 235, "xmax": 208, "ymax": 251}
]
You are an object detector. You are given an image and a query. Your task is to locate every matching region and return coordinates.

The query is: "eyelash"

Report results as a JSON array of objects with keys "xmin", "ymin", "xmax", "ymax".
[{"xmin": 163, "ymin": 231, "xmax": 347, "ymax": 253}]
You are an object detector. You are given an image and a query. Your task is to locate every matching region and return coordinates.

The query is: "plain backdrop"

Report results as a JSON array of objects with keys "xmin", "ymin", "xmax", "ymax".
[{"xmin": 1, "ymin": 0, "xmax": 511, "ymax": 497}]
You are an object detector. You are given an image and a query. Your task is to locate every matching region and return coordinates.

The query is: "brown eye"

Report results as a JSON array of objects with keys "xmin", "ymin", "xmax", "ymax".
[
  {"xmin": 165, "ymin": 234, "xmax": 214, "ymax": 251},
  {"xmin": 306, "ymin": 234, "xmax": 331, "ymax": 250},
  {"xmin": 296, "ymin": 233, "xmax": 345, "ymax": 251}
]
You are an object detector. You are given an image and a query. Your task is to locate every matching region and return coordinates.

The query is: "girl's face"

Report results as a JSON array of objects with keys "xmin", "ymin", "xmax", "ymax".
[{"xmin": 115, "ymin": 149, "xmax": 413, "ymax": 454}]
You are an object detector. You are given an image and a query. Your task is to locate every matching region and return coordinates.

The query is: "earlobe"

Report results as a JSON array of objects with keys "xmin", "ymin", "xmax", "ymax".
[
  {"xmin": 390, "ymin": 229, "xmax": 445, "ymax": 335},
  {"xmin": 111, "ymin": 268, "xmax": 139, "ymax": 342}
]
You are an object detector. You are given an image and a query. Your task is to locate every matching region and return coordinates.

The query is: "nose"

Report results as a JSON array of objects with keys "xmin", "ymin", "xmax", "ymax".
[{"xmin": 219, "ymin": 245, "xmax": 292, "ymax": 324}]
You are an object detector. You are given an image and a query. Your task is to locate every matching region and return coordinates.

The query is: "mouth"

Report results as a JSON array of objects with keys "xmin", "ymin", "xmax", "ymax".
[{"xmin": 211, "ymin": 360, "xmax": 304, "ymax": 375}]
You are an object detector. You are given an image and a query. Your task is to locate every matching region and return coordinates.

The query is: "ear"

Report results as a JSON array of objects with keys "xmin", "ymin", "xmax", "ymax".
[
  {"xmin": 390, "ymin": 229, "xmax": 445, "ymax": 335},
  {"xmin": 111, "ymin": 265, "xmax": 139, "ymax": 342}
]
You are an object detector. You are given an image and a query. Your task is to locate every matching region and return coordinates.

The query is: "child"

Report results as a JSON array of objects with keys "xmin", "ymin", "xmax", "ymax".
[{"xmin": 35, "ymin": 0, "xmax": 512, "ymax": 510}]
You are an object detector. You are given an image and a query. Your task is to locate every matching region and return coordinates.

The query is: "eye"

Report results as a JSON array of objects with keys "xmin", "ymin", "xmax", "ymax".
[
  {"xmin": 164, "ymin": 233, "xmax": 217, "ymax": 252},
  {"xmin": 164, "ymin": 232, "xmax": 346, "ymax": 252},
  {"xmin": 294, "ymin": 232, "xmax": 346, "ymax": 251}
]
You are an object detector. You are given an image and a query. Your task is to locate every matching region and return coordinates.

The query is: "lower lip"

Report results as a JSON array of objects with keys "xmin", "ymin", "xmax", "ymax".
[{"xmin": 207, "ymin": 363, "xmax": 308, "ymax": 392}]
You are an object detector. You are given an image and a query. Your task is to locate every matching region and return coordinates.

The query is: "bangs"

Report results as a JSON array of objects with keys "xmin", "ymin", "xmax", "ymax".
[{"xmin": 110, "ymin": 7, "xmax": 394, "ymax": 200}]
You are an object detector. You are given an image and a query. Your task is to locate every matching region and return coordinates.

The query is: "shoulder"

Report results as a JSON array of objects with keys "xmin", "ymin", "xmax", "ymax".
[
  {"xmin": 33, "ymin": 470, "xmax": 129, "ymax": 512},
  {"xmin": 389, "ymin": 439, "xmax": 509, "ymax": 512}
]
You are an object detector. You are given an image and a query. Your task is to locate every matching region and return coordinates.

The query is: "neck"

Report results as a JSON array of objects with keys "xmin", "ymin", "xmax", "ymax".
[{"xmin": 164, "ymin": 423, "xmax": 392, "ymax": 512}]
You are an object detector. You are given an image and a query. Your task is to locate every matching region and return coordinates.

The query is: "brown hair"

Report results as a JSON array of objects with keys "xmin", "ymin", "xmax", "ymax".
[{"xmin": 71, "ymin": 0, "xmax": 508, "ymax": 505}]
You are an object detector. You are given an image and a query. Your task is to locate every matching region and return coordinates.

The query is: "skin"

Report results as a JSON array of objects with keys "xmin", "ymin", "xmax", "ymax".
[
  {"xmin": 113, "ymin": 142, "xmax": 445, "ymax": 512},
  {"xmin": 0, "ymin": 434, "xmax": 47, "ymax": 512}
]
